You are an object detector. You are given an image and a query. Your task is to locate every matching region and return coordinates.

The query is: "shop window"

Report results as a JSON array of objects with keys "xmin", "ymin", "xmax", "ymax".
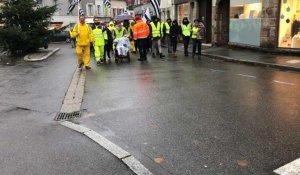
[
  {"xmin": 177, "ymin": 3, "xmax": 189, "ymax": 24},
  {"xmin": 278, "ymin": 0, "xmax": 300, "ymax": 48},
  {"xmin": 229, "ymin": 0, "xmax": 262, "ymax": 46}
]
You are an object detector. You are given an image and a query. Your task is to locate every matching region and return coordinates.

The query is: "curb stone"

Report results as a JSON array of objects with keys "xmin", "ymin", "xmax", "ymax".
[
  {"xmin": 201, "ymin": 52, "xmax": 300, "ymax": 72},
  {"xmin": 24, "ymin": 48, "xmax": 60, "ymax": 62}
]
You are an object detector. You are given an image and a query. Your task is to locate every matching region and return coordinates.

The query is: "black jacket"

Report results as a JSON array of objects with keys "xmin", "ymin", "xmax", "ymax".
[{"xmin": 170, "ymin": 25, "xmax": 181, "ymax": 38}]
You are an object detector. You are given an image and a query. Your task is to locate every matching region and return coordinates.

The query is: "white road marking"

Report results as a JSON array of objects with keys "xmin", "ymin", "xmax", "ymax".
[
  {"xmin": 273, "ymin": 80, "xmax": 295, "ymax": 86},
  {"xmin": 209, "ymin": 68, "xmax": 225, "ymax": 72},
  {"xmin": 274, "ymin": 158, "xmax": 300, "ymax": 175},
  {"xmin": 122, "ymin": 156, "xmax": 153, "ymax": 175},
  {"xmin": 286, "ymin": 60, "xmax": 300, "ymax": 64},
  {"xmin": 61, "ymin": 121, "xmax": 153, "ymax": 175},
  {"xmin": 237, "ymin": 74, "xmax": 257, "ymax": 79},
  {"xmin": 60, "ymin": 121, "xmax": 91, "ymax": 133}
]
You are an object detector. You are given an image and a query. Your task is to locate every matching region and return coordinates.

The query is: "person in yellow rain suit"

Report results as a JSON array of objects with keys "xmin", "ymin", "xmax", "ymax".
[
  {"xmin": 71, "ymin": 15, "xmax": 94, "ymax": 70},
  {"xmin": 108, "ymin": 21, "xmax": 115, "ymax": 32},
  {"xmin": 93, "ymin": 24, "xmax": 108, "ymax": 65}
]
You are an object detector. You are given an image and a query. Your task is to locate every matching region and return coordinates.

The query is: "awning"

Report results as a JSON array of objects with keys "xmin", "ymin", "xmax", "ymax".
[{"xmin": 160, "ymin": 0, "xmax": 172, "ymax": 9}]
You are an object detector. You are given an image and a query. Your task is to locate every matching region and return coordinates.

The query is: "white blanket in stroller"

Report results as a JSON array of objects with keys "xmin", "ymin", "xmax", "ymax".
[{"xmin": 115, "ymin": 37, "xmax": 131, "ymax": 56}]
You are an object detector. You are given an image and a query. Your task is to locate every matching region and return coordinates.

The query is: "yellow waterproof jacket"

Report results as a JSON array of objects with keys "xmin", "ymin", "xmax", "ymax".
[
  {"xmin": 71, "ymin": 23, "xmax": 94, "ymax": 46},
  {"xmin": 93, "ymin": 27, "xmax": 108, "ymax": 46},
  {"xmin": 108, "ymin": 22, "xmax": 115, "ymax": 32}
]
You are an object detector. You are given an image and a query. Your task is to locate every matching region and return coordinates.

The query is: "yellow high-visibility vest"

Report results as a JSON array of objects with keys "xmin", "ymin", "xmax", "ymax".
[
  {"xmin": 192, "ymin": 27, "xmax": 199, "ymax": 39},
  {"xmin": 150, "ymin": 22, "xmax": 161, "ymax": 37},
  {"xmin": 181, "ymin": 24, "xmax": 191, "ymax": 37},
  {"xmin": 93, "ymin": 27, "xmax": 108, "ymax": 46}
]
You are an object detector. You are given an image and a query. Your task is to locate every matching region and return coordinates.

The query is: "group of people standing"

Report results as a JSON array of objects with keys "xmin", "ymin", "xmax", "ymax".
[{"xmin": 70, "ymin": 14, "xmax": 206, "ymax": 70}]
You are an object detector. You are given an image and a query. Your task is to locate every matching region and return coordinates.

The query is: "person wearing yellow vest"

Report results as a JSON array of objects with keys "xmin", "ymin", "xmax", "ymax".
[
  {"xmin": 181, "ymin": 17, "xmax": 191, "ymax": 56},
  {"xmin": 113, "ymin": 22, "xmax": 127, "ymax": 40},
  {"xmin": 191, "ymin": 19, "xmax": 205, "ymax": 58},
  {"xmin": 163, "ymin": 18, "xmax": 172, "ymax": 53},
  {"xmin": 71, "ymin": 15, "xmax": 94, "ymax": 70},
  {"xmin": 93, "ymin": 24, "xmax": 108, "ymax": 65},
  {"xmin": 150, "ymin": 16, "xmax": 165, "ymax": 59}
]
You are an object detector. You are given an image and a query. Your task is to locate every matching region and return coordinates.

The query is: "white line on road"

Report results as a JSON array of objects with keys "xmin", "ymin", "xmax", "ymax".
[
  {"xmin": 274, "ymin": 158, "xmax": 300, "ymax": 175},
  {"xmin": 237, "ymin": 74, "xmax": 257, "ymax": 79},
  {"xmin": 209, "ymin": 68, "xmax": 225, "ymax": 72},
  {"xmin": 61, "ymin": 121, "xmax": 153, "ymax": 175},
  {"xmin": 273, "ymin": 80, "xmax": 295, "ymax": 86}
]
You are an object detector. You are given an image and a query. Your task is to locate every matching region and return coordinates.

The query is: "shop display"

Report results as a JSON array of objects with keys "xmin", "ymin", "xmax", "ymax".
[{"xmin": 278, "ymin": 0, "xmax": 300, "ymax": 48}]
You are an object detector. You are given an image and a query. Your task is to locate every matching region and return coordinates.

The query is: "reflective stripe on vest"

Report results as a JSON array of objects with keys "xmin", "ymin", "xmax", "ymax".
[
  {"xmin": 114, "ymin": 28, "xmax": 125, "ymax": 39},
  {"xmin": 150, "ymin": 22, "xmax": 161, "ymax": 37},
  {"xmin": 181, "ymin": 24, "xmax": 191, "ymax": 37},
  {"xmin": 192, "ymin": 27, "xmax": 199, "ymax": 39}
]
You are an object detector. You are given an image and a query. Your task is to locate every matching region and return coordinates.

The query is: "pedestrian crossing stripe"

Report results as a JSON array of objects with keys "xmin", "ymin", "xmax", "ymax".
[{"xmin": 274, "ymin": 158, "xmax": 300, "ymax": 174}]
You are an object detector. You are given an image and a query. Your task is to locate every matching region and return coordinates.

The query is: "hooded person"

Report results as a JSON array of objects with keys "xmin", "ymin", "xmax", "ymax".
[
  {"xmin": 163, "ymin": 18, "xmax": 172, "ymax": 53},
  {"xmin": 108, "ymin": 21, "xmax": 115, "ymax": 32},
  {"xmin": 169, "ymin": 19, "xmax": 181, "ymax": 58},
  {"xmin": 149, "ymin": 16, "xmax": 165, "ymax": 58},
  {"xmin": 181, "ymin": 17, "xmax": 191, "ymax": 56},
  {"xmin": 129, "ymin": 20, "xmax": 136, "ymax": 53}
]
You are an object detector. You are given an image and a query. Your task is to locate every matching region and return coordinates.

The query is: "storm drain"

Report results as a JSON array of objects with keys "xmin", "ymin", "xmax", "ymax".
[{"xmin": 54, "ymin": 111, "xmax": 81, "ymax": 121}]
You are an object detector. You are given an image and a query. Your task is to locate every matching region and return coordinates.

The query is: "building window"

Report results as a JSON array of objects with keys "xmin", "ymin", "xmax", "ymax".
[
  {"xmin": 97, "ymin": 5, "xmax": 101, "ymax": 16},
  {"xmin": 278, "ymin": 0, "xmax": 300, "ymax": 48},
  {"xmin": 229, "ymin": 0, "xmax": 262, "ymax": 46},
  {"xmin": 87, "ymin": 4, "xmax": 94, "ymax": 16}
]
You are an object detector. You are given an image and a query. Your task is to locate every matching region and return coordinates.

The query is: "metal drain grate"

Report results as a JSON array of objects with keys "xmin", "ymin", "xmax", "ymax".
[{"xmin": 54, "ymin": 111, "xmax": 81, "ymax": 121}]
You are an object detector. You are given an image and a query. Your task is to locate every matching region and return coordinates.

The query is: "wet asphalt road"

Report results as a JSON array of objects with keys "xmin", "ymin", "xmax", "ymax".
[
  {"xmin": 0, "ymin": 44, "xmax": 134, "ymax": 175},
  {"xmin": 80, "ymin": 50, "xmax": 300, "ymax": 174}
]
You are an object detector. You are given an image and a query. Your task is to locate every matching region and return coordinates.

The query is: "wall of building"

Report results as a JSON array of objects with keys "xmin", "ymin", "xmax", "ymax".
[{"xmin": 260, "ymin": 0, "xmax": 280, "ymax": 48}]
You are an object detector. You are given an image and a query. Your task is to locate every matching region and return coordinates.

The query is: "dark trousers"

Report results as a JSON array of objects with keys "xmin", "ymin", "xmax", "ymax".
[
  {"xmin": 192, "ymin": 39, "xmax": 202, "ymax": 55},
  {"xmin": 137, "ymin": 38, "xmax": 148, "ymax": 59},
  {"xmin": 170, "ymin": 36, "xmax": 178, "ymax": 53},
  {"xmin": 183, "ymin": 36, "xmax": 190, "ymax": 55},
  {"xmin": 104, "ymin": 43, "xmax": 112, "ymax": 60}
]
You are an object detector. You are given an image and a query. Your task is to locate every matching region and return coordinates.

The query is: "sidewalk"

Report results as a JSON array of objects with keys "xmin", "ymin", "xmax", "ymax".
[{"xmin": 169, "ymin": 43, "xmax": 300, "ymax": 72}]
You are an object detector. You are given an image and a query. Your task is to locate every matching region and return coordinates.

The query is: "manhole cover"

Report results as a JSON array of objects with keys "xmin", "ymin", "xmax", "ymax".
[{"xmin": 54, "ymin": 111, "xmax": 81, "ymax": 121}]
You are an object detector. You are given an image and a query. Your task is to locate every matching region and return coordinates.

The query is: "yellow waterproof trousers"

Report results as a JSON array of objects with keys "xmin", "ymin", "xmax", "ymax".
[
  {"xmin": 130, "ymin": 40, "xmax": 136, "ymax": 52},
  {"xmin": 94, "ymin": 45, "xmax": 105, "ymax": 62},
  {"xmin": 76, "ymin": 45, "xmax": 90, "ymax": 67}
]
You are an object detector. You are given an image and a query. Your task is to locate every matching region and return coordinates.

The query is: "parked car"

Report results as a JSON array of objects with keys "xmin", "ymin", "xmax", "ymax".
[{"xmin": 48, "ymin": 29, "xmax": 70, "ymax": 43}]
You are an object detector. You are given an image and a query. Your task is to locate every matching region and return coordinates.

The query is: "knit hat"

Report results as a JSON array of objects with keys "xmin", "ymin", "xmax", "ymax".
[{"xmin": 135, "ymin": 16, "xmax": 141, "ymax": 21}]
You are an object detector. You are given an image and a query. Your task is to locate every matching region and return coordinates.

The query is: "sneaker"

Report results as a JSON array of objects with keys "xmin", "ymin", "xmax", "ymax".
[
  {"xmin": 78, "ymin": 63, "xmax": 83, "ymax": 69},
  {"xmin": 100, "ymin": 60, "xmax": 105, "ymax": 64},
  {"xmin": 97, "ymin": 61, "xmax": 101, "ymax": 66},
  {"xmin": 85, "ymin": 66, "xmax": 91, "ymax": 70},
  {"xmin": 173, "ymin": 53, "xmax": 177, "ymax": 58},
  {"xmin": 160, "ymin": 54, "xmax": 165, "ymax": 58}
]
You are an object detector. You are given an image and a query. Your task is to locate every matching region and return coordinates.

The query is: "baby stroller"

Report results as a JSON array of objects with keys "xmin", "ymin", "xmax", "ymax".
[{"xmin": 114, "ymin": 36, "xmax": 131, "ymax": 63}]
